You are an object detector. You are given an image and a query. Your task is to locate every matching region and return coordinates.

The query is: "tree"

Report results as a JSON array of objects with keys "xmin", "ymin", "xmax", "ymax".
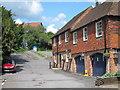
[
  {"xmin": 23, "ymin": 25, "xmax": 54, "ymax": 50},
  {"xmin": 0, "ymin": 6, "xmax": 2, "ymax": 61},
  {"xmin": 2, "ymin": 6, "xmax": 24, "ymax": 59}
]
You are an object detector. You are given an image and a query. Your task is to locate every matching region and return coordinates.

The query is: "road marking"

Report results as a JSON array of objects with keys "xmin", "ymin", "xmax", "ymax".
[
  {"xmin": 2, "ymin": 79, "xmax": 6, "ymax": 86},
  {"xmin": 2, "ymin": 82, "xmax": 5, "ymax": 85}
]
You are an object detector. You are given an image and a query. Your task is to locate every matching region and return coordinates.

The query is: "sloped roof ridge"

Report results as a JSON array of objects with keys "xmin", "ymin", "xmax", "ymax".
[
  {"xmin": 107, "ymin": 1, "xmax": 120, "ymax": 16},
  {"xmin": 71, "ymin": 6, "xmax": 93, "ymax": 31},
  {"xmin": 60, "ymin": 8, "xmax": 88, "ymax": 30},
  {"xmin": 71, "ymin": 1, "xmax": 115, "ymax": 32},
  {"xmin": 107, "ymin": 1, "xmax": 115, "ymax": 15},
  {"xmin": 56, "ymin": 6, "xmax": 93, "ymax": 35}
]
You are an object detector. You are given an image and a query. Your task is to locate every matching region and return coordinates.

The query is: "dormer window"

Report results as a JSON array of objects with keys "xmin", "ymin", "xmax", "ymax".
[
  {"xmin": 96, "ymin": 20, "xmax": 102, "ymax": 38},
  {"xmin": 65, "ymin": 31, "xmax": 68, "ymax": 43}
]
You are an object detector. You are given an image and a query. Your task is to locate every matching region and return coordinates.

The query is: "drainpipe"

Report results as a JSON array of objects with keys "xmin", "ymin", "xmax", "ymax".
[
  {"xmin": 104, "ymin": 17, "xmax": 110, "ymax": 73},
  {"xmin": 104, "ymin": 17, "xmax": 107, "ymax": 53}
]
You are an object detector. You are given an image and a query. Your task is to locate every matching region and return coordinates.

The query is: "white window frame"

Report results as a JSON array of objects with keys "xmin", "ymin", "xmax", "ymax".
[
  {"xmin": 53, "ymin": 38, "xmax": 56, "ymax": 47},
  {"xmin": 73, "ymin": 31, "xmax": 77, "ymax": 44},
  {"xmin": 65, "ymin": 31, "xmax": 68, "ymax": 43},
  {"xmin": 83, "ymin": 27, "xmax": 88, "ymax": 41},
  {"xmin": 58, "ymin": 35, "xmax": 61, "ymax": 45},
  {"xmin": 96, "ymin": 20, "xmax": 102, "ymax": 38}
]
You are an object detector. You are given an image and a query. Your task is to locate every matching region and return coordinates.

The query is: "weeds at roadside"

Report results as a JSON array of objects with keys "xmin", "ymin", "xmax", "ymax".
[{"xmin": 34, "ymin": 51, "xmax": 46, "ymax": 57}]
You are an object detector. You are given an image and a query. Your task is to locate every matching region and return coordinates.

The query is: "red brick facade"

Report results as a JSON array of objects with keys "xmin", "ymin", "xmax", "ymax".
[{"xmin": 52, "ymin": 2, "xmax": 120, "ymax": 76}]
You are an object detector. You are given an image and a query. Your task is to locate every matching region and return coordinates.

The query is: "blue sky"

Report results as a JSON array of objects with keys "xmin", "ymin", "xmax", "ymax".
[{"xmin": 2, "ymin": 0, "xmax": 105, "ymax": 33}]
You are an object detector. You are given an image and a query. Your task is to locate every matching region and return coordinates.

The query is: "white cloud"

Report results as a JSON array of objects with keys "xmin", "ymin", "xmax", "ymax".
[
  {"xmin": 41, "ymin": 13, "xmax": 67, "ymax": 26},
  {"xmin": 29, "ymin": 0, "xmax": 43, "ymax": 15},
  {"xmin": 63, "ymin": 21, "xmax": 67, "ymax": 25},
  {"xmin": 53, "ymin": 13, "xmax": 66, "ymax": 22},
  {"xmin": 46, "ymin": 24, "xmax": 58, "ymax": 33},
  {"xmin": 2, "ymin": 0, "xmax": 43, "ymax": 20},
  {"xmin": 14, "ymin": 19, "xmax": 23, "ymax": 24}
]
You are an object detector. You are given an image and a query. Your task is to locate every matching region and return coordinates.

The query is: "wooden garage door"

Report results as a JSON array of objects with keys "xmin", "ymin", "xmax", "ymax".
[
  {"xmin": 76, "ymin": 56, "xmax": 85, "ymax": 74},
  {"xmin": 91, "ymin": 53, "xmax": 106, "ymax": 76}
]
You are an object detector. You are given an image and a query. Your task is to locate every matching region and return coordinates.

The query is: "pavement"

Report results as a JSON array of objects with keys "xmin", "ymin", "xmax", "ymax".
[{"xmin": 1, "ymin": 51, "xmax": 118, "ymax": 89}]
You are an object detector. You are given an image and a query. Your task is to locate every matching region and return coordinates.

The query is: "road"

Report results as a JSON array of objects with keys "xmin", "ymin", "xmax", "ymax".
[{"xmin": 2, "ymin": 51, "xmax": 98, "ymax": 88}]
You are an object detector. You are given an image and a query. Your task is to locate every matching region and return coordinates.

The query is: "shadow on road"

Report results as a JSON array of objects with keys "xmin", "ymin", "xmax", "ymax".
[
  {"xmin": 11, "ymin": 54, "xmax": 29, "ymax": 64},
  {"xmin": 2, "ymin": 54, "xmax": 29, "ymax": 74},
  {"xmin": 12, "ymin": 54, "xmax": 29, "ymax": 73}
]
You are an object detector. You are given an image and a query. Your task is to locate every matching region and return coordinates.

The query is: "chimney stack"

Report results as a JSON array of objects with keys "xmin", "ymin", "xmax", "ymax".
[{"xmin": 95, "ymin": 0, "xmax": 101, "ymax": 6}]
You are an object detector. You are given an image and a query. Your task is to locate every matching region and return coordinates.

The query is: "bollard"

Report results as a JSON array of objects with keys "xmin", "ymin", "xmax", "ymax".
[
  {"xmin": 49, "ymin": 62, "xmax": 52, "ymax": 69},
  {"xmin": 84, "ymin": 70, "xmax": 89, "ymax": 76}
]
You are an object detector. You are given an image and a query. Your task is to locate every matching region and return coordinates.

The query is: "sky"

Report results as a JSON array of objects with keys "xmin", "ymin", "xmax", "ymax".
[{"xmin": 1, "ymin": 0, "xmax": 106, "ymax": 33}]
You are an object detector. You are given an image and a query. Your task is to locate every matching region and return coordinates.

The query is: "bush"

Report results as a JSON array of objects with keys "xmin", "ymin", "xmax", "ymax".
[
  {"xmin": 15, "ymin": 47, "xmax": 27, "ymax": 53},
  {"xmin": 101, "ymin": 71, "xmax": 120, "ymax": 78},
  {"xmin": 38, "ymin": 48, "xmax": 46, "ymax": 51},
  {"xmin": 101, "ymin": 73, "xmax": 115, "ymax": 78},
  {"xmin": 38, "ymin": 48, "xmax": 52, "ymax": 51},
  {"xmin": 115, "ymin": 71, "xmax": 120, "ymax": 77}
]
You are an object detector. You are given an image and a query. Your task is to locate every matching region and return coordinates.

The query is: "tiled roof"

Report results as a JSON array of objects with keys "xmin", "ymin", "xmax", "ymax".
[
  {"xmin": 52, "ymin": 1, "xmax": 120, "ymax": 38},
  {"xmin": 71, "ymin": 1, "xmax": 120, "ymax": 31},
  {"xmin": 55, "ymin": 6, "xmax": 93, "ymax": 36},
  {"xmin": 23, "ymin": 22, "xmax": 42, "ymax": 27}
]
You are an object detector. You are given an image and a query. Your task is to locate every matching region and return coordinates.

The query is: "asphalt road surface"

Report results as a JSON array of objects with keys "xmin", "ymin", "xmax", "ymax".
[{"xmin": 2, "ymin": 51, "xmax": 98, "ymax": 88}]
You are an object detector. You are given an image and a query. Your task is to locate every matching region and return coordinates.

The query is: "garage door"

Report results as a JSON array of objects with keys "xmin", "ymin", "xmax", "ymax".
[
  {"xmin": 76, "ymin": 56, "xmax": 85, "ymax": 74},
  {"xmin": 91, "ymin": 53, "xmax": 106, "ymax": 76}
]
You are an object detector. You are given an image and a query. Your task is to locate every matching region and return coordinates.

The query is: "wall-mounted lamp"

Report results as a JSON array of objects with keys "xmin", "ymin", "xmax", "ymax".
[{"xmin": 81, "ymin": 53, "xmax": 85, "ymax": 59}]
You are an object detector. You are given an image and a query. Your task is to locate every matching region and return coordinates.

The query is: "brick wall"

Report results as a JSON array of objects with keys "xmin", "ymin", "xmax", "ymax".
[
  {"xmin": 52, "ymin": 16, "xmax": 120, "ymax": 75},
  {"xmin": 109, "ymin": 49, "xmax": 118, "ymax": 73},
  {"xmin": 106, "ymin": 17, "xmax": 120, "ymax": 49},
  {"xmin": 52, "ymin": 16, "xmax": 120, "ymax": 55}
]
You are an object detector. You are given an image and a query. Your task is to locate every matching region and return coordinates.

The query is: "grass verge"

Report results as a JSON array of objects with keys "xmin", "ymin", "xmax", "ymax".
[
  {"xmin": 14, "ymin": 47, "xmax": 28, "ymax": 53},
  {"xmin": 34, "ymin": 51, "xmax": 46, "ymax": 57}
]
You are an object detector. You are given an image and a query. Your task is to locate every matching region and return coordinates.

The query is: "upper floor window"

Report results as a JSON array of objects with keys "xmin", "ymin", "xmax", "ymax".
[
  {"xmin": 83, "ymin": 27, "xmax": 88, "ymax": 41},
  {"xmin": 73, "ymin": 31, "xmax": 77, "ymax": 44},
  {"xmin": 65, "ymin": 31, "xmax": 68, "ymax": 43},
  {"xmin": 53, "ymin": 38, "xmax": 56, "ymax": 47},
  {"xmin": 96, "ymin": 20, "xmax": 102, "ymax": 38},
  {"xmin": 59, "ymin": 35, "xmax": 61, "ymax": 45}
]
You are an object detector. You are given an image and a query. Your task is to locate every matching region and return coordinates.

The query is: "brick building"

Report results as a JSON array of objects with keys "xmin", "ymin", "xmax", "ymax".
[{"xmin": 52, "ymin": 1, "xmax": 120, "ymax": 76}]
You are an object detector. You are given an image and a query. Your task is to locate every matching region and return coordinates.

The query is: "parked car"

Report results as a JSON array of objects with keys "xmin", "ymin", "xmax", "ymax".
[{"xmin": 2, "ymin": 60, "xmax": 16, "ymax": 73}]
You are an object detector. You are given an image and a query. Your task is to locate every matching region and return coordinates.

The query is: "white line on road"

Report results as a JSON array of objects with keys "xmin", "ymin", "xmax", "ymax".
[{"xmin": 2, "ymin": 79, "xmax": 6, "ymax": 86}]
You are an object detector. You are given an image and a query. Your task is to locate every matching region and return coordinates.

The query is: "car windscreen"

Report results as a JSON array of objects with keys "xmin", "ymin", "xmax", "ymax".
[{"xmin": 3, "ymin": 60, "xmax": 13, "ymax": 64}]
